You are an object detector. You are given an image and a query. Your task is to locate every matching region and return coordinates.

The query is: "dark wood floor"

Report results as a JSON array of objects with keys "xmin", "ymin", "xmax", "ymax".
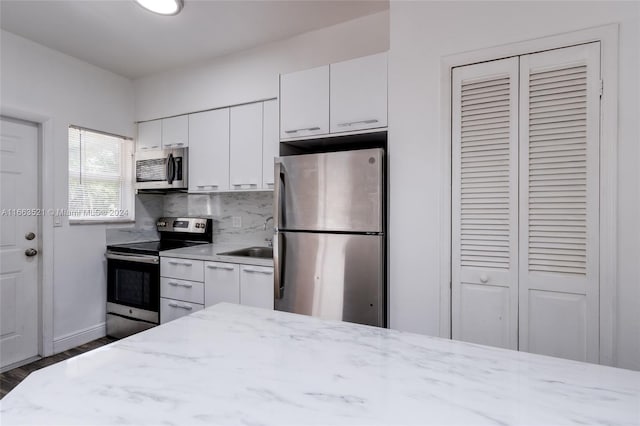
[{"xmin": 0, "ymin": 336, "xmax": 117, "ymax": 399}]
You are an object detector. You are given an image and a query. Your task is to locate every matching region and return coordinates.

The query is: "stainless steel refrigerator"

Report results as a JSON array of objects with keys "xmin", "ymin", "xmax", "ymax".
[{"xmin": 273, "ymin": 148, "xmax": 385, "ymax": 327}]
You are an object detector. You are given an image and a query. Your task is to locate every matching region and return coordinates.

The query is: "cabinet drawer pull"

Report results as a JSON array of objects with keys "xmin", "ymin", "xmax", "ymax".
[
  {"xmin": 243, "ymin": 268, "xmax": 273, "ymax": 275},
  {"xmin": 168, "ymin": 281, "xmax": 193, "ymax": 288},
  {"xmin": 168, "ymin": 302, "xmax": 193, "ymax": 310},
  {"xmin": 337, "ymin": 119, "xmax": 379, "ymax": 128},
  {"xmin": 232, "ymin": 183, "xmax": 258, "ymax": 188},
  {"xmin": 207, "ymin": 264, "xmax": 235, "ymax": 270},
  {"xmin": 197, "ymin": 184, "xmax": 219, "ymax": 189},
  {"xmin": 168, "ymin": 260, "xmax": 192, "ymax": 266},
  {"xmin": 284, "ymin": 126, "xmax": 321, "ymax": 134}
]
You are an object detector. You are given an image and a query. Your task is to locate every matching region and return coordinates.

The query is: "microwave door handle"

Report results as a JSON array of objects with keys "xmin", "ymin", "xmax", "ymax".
[{"xmin": 166, "ymin": 153, "xmax": 175, "ymax": 184}]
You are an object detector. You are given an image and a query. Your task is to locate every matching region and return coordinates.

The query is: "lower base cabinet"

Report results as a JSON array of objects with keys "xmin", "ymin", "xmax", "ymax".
[
  {"xmin": 205, "ymin": 261, "xmax": 274, "ymax": 310},
  {"xmin": 160, "ymin": 256, "xmax": 274, "ymax": 324},
  {"xmin": 239, "ymin": 265, "xmax": 274, "ymax": 309}
]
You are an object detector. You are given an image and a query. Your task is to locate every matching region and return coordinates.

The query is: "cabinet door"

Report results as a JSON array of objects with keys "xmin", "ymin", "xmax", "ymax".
[
  {"xmin": 204, "ymin": 262, "xmax": 240, "ymax": 306},
  {"xmin": 137, "ymin": 120, "xmax": 162, "ymax": 151},
  {"xmin": 189, "ymin": 108, "xmax": 230, "ymax": 192},
  {"xmin": 262, "ymin": 99, "xmax": 279, "ymax": 189},
  {"xmin": 240, "ymin": 265, "xmax": 274, "ymax": 310},
  {"xmin": 162, "ymin": 115, "xmax": 189, "ymax": 148},
  {"xmin": 280, "ymin": 65, "xmax": 329, "ymax": 139},
  {"xmin": 160, "ymin": 297, "xmax": 203, "ymax": 324},
  {"xmin": 230, "ymin": 103, "xmax": 262, "ymax": 190},
  {"xmin": 330, "ymin": 53, "xmax": 388, "ymax": 133}
]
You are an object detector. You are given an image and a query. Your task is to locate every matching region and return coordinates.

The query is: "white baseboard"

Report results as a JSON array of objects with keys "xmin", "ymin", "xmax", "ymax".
[{"xmin": 53, "ymin": 322, "xmax": 106, "ymax": 354}]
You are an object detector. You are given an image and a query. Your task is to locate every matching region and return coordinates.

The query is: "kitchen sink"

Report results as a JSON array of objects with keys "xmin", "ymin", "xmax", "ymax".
[{"xmin": 218, "ymin": 247, "xmax": 273, "ymax": 259}]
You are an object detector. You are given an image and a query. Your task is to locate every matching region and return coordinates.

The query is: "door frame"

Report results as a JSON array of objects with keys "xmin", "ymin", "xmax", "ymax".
[
  {"xmin": 1, "ymin": 106, "xmax": 55, "ymax": 360},
  {"xmin": 439, "ymin": 24, "xmax": 619, "ymax": 366}
]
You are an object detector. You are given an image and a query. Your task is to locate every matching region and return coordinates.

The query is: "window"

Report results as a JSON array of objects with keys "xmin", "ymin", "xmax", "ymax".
[{"xmin": 68, "ymin": 126, "xmax": 134, "ymax": 222}]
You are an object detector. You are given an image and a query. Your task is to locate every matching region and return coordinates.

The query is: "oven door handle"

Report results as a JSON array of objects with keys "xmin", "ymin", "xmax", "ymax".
[{"xmin": 106, "ymin": 252, "xmax": 160, "ymax": 264}]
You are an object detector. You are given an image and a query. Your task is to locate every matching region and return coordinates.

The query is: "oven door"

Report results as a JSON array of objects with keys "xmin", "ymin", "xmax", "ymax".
[
  {"xmin": 106, "ymin": 252, "xmax": 160, "ymax": 322},
  {"xmin": 135, "ymin": 148, "xmax": 187, "ymax": 190}
]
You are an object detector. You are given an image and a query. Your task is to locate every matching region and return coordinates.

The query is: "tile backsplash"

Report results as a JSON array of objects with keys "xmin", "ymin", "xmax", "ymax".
[
  {"xmin": 107, "ymin": 191, "xmax": 274, "ymax": 245},
  {"xmin": 106, "ymin": 194, "xmax": 163, "ymax": 244},
  {"xmin": 164, "ymin": 192, "xmax": 274, "ymax": 245}
]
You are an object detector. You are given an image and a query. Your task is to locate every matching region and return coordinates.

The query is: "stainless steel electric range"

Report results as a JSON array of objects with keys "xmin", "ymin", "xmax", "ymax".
[{"xmin": 105, "ymin": 217, "xmax": 212, "ymax": 338}]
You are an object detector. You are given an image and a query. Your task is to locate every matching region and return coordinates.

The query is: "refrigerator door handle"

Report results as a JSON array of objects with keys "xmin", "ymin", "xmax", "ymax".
[
  {"xmin": 273, "ymin": 231, "xmax": 284, "ymax": 300},
  {"xmin": 273, "ymin": 159, "xmax": 284, "ymax": 231}
]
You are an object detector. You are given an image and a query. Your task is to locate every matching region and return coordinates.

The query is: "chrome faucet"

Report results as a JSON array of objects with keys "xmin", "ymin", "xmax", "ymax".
[{"xmin": 263, "ymin": 216, "xmax": 274, "ymax": 230}]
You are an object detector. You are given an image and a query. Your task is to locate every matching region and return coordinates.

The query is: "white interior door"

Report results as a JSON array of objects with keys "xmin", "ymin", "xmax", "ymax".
[
  {"xmin": 0, "ymin": 117, "xmax": 40, "ymax": 369},
  {"xmin": 451, "ymin": 58, "xmax": 520, "ymax": 350},
  {"xmin": 518, "ymin": 43, "xmax": 601, "ymax": 363}
]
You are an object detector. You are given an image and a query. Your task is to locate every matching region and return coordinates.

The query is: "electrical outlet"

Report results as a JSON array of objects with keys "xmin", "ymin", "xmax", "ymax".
[{"xmin": 232, "ymin": 216, "xmax": 242, "ymax": 228}]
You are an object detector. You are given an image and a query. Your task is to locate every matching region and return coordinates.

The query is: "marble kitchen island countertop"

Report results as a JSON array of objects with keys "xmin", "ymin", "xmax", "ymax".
[
  {"xmin": 161, "ymin": 242, "xmax": 273, "ymax": 267},
  {"xmin": 1, "ymin": 304, "xmax": 639, "ymax": 426}
]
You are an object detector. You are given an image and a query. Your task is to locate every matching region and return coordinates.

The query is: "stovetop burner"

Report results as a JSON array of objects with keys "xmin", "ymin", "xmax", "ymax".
[{"xmin": 106, "ymin": 240, "xmax": 207, "ymax": 256}]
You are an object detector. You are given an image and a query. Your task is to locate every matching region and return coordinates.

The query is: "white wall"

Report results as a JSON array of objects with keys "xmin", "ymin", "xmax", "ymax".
[
  {"xmin": 134, "ymin": 11, "xmax": 389, "ymax": 121},
  {"xmin": 388, "ymin": 1, "xmax": 639, "ymax": 370},
  {"xmin": 0, "ymin": 30, "xmax": 135, "ymax": 351}
]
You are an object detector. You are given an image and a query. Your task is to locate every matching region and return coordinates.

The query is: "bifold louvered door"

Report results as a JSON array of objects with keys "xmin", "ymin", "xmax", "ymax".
[
  {"xmin": 452, "ymin": 43, "xmax": 600, "ymax": 362},
  {"xmin": 452, "ymin": 58, "xmax": 520, "ymax": 350},
  {"xmin": 519, "ymin": 43, "xmax": 600, "ymax": 363}
]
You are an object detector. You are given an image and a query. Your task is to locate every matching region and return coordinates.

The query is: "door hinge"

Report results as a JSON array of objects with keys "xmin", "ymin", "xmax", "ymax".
[{"xmin": 599, "ymin": 79, "xmax": 604, "ymax": 97}]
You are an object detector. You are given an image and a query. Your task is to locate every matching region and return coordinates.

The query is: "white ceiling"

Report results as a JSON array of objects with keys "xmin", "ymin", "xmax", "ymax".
[{"xmin": 0, "ymin": 0, "xmax": 388, "ymax": 79}]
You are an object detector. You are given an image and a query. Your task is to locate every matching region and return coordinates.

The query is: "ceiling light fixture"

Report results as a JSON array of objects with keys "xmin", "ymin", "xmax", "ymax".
[{"xmin": 135, "ymin": 0, "xmax": 183, "ymax": 16}]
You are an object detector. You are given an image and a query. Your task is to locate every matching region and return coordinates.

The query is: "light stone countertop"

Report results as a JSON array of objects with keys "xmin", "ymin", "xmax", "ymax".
[
  {"xmin": 1, "ymin": 303, "xmax": 639, "ymax": 425},
  {"xmin": 161, "ymin": 242, "xmax": 273, "ymax": 267}
]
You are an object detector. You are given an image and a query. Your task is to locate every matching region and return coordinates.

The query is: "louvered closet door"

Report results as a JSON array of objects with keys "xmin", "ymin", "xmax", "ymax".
[
  {"xmin": 452, "ymin": 58, "xmax": 519, "ymax": 350},
  {"xmin": 519, "ymin": 43, "xmax": 600, "ymax": 362}
]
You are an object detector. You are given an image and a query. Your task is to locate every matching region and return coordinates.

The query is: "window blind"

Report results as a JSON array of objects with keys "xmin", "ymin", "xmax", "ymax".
[{"xmin": 68, "ymin": 127, "xmax": 132, "ymax": 220}]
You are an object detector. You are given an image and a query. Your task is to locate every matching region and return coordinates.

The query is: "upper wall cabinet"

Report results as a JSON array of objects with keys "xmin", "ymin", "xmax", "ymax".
[
  {"xmin": 279, "ymin": 52, "xmax": 388, "ymax": 141},
  {"xmin": 262, "ymin": 99, "xmax": 279, "ymax": 189},
  {"xmin": 280, "ymin": 65, "xmax": 329, "ymax": 140},
  {"xmin": 330, "ymin": 52, "xmax": 387, "ymax": 134},
  {"xmin": 162, "ymin": 115, "xmax": 189, "ymax": 149},
  {"xmin": 189, "ymin": 108, "xmax": 230, "ymax": 192},
  {"xmin": 137, "ymin": 120, "xmax": 162, "ymax": 151},
  {"xmin": 230, "ymin": 102, "xmax": 263, "ymax": 190}
]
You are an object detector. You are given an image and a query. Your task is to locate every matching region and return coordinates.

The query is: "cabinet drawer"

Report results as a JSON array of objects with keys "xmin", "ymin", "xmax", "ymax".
[
  {"xmin": 160, "ymin": 297, "xmax": 203, "ymax": 324},
  {"xmin": 204, "ymin": 262, "xmax": 240, "ymax": 306},
  {"xmin": 160, "ymin": 277, "xmax": 204, "ymax": 304},
  {"xmin": 161, "ymin": 257, "xmax": 204, "ymax": 282}
]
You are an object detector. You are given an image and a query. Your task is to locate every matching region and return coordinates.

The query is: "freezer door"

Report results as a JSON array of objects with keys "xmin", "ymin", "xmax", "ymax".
[
  {"xmin": 276, "ymin": 148, "xmax": 383, "ymax": 233},
  {"xmin": 274, "ymin": 232, "xmax": 384, "ymax": 327}
]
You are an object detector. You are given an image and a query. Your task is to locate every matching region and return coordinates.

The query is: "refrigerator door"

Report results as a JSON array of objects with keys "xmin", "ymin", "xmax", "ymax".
[
  {"xmin": 275, "ymin": 148, "xmax": 383, "ymax": 233},
  {"xmin": 274, "ymin": 231, "xmax": 384, "ymax": 327}
]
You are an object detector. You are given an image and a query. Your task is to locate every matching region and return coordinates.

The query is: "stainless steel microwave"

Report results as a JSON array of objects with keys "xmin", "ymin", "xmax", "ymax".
[{"xmin": 135, "ymin": 148, "xmax": 188, "ymax": 190}]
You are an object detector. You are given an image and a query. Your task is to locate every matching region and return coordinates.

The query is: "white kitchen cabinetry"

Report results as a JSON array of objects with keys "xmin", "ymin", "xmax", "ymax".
[
  {"xmin": 330, "ymin": 52, "xmax": 387, "ymax": 133},
  {"xmin": 230, "ymin": 103, "xmax": 263, "ymax": 190},
  {"xmin": 162, "ymin": 115, "xmax": 189, "ymax": 148},
  {"xmin": 202, "ymin": 260, "xmax": 274, "ymax": 309},
  {"xmin": 161, "ymin": 257, "xmax": 204, "ymax": 282},
  {"xmin": 137, "ymin": 120, "xmax": 162, "ymax": 151},
  {"xmin": 160, "ymin": 298, "xmax": 203, "ymax": 323},
  {"xmin": 239, "ymin": 265, "xmax": 274, "ymax": 309},
  {"xmin": 262, "ymin": 99, "xmax": 279, "ymax": 189},
  {"xmin": 280, "ymin": 65, "xmax": 329, "ymax": 139},
  {"xmin": 160, "ymin": 257, "xmax": 206, "ymax": 324},
  {"xmin": 189, "ymin": 108, "xmax": 230, "ymax": 192},
  {"xmin": 204, "ymin": 262, "xmax": 240, "ymax": 305},
  {"xmin": 137, "ymin": 116, "xmax": 188, "ymax": 152},
  {"xmin": 161, "ymin": 277, "xmax": 204, "ymax": 305}
]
